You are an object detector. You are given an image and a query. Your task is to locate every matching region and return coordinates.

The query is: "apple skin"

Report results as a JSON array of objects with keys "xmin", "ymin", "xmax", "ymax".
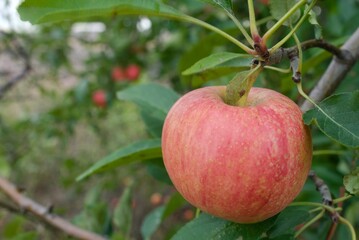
[
  {"xmin": 111, "ymin": 66, "xmax": 126, "ymax": 82},
  {"xmin": 125, "ymin": 64, "xmax": 141, "ymax": 80},
  {"xmin": 162, "ymin": 86, "xmax": 312, "ymax": 223},
  {"xmin": 92, "ymin": 90, "xmax": 107, "ymax": 108}
]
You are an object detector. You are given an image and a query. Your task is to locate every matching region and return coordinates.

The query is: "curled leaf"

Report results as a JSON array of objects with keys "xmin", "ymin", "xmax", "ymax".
[
  {"xmin": 225, "ymin": 65, "xmax": 262, "ymax": 106},
  {"xmin": 343, "ymin": 167, "xmax": 359, "ymax": 196}
]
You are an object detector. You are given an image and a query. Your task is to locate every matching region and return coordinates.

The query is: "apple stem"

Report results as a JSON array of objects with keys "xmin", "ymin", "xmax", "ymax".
[
  {"xmin": 295, "ymin": 209, "xmax": 325, "ymax": 238},
  {"xmin": 312, "ymin": 150, "xmax": 347, "ymax": 156},
  {"xmin": 291, "ymin": 201, "xmax": 356, "ymax": 240},
  {"xmin": 264, "ymin": 65, "xmax": 291, "ymax": 73},
  {"xmin": 289, "ymin": 31, "xmax": 303, "ymax": 82},
  {"xmin": 195, "ymin": 208, "xmax": 201, "ymax": 218},
  {"xmin": 289, "ymin": 202, "xmax": 337, "ymax": 214},
  {"xmin": 226, "ymin": 13, "xmax": 254, "ymax": 46},
  {"xmin": 333, "ymin": 194, "xmax": 353, "ymax": 204},
  {"xmin": 296, "ymin": 82, "xmax": 318, "ymax": 109},
  {"xmin": 338, "ymin": 216, "xmax": 357, "ymax": 240},
  {"xmin": 184, "ymin": 15, "xmax": 255, "ymax": 54}
]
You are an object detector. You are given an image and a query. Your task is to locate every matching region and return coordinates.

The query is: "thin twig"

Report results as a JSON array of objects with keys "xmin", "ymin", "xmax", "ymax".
[
  {"xmin": 0, "ymin": 32, "xmax": 32, "ymax": 100},
  {"xmin": 325, "ymin": 187, "xmax": 346, "ymax": 240},
  {"xmin": 267, "ymin": 38, "xmax": 350, "ymax": 66},
  {"xmin": 308, "ymin": 170, "xmax": 340, "ymax": 223},
  {"xmin": 308, "ymin": 171, "xmax": 333, "ymax": 206},
  {"xmin": 0, "ymin": 177, "xmax": 106, "ymax": 240},
  {"xmin": 288, "ymin": 39, "xmax": 347, "ymax": 60}
]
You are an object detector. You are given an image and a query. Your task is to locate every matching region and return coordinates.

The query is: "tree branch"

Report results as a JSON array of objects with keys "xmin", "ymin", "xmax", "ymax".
[
  {"xmin": 287, "ymin": 39, "xmax": 347, "ymax": 60},
  {"xmin": 300, "ymin": 28, "xmax": 359, "ymax": 111},
  {"xmin": 0, "ymin": 176, "xmax": 106, "ymax": 240},
  {"xmin": 308, "ymin": 170, "xmax": 339, "ymax": 223}
]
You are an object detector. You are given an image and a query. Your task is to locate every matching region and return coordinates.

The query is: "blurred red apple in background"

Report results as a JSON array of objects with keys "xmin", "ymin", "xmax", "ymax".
[
  {"xmin": 111, "ymin": 66, "xmax": 126, "ymax": 82},
  {"xmin": 125, "ymin": 64, "xmax": 141, "ymax": 81},
  {"xmin": 92, "ymin": 90, "xmax": 107, "ymax": 108}
]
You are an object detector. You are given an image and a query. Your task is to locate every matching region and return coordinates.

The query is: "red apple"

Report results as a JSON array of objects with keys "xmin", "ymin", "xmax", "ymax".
[
  {"xmin": 125, "ymin": 64, "xmax": 141, "ymax": 80},
  {"xmin": 92, "ymin": 90, "xmax": 107, "ymax": 108},
  {"xmin": 162, "ymin": 86, "xmax": 312, "ymax": 223},
  {"xmin": 111, "ymin": 66, "xmax": 126, "ymax": 81}
]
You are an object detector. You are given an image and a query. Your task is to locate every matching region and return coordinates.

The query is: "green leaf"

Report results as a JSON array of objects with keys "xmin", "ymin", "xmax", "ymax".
[
  {"xmin": 0, "ymin": 154, "xmax": 10, "ymax": 178},
  {"xmin": 172, "ymin": 213, "xmax": 277, "ymax": 240},
  {"xmin": 303, "ymin": 91, "xmax": 359, "ymax": 148},
  {"xmin": 182, "ymin": 52, "xmax": 252, "ymax": 86},
  {"xmin": 72, "ymin": 187, "xmax": 110, "ymax": 233},
  {"xmin": 308, "ymin": 9, "xmax": 322, "ymax": 39},
  {"xmin": 270, "ymin": 0, "xmax": 301, "ymax": 26},
  {"xmin": 140, "ymin": 192, "xmax": 187, "ymax": 240},
  {"xmin": 182, "ymin": 52, "xmax": 252, "ymax": 76},
  {"xmin": 113, "ymin": 186, "xmax": 133, "ymax": 236},
  {"xmin": 76, "ymin": 139, "xmax": 162, "ymax": 181},
  {"xmin": 267, "ymin": 207, "xmax": 310, "ymax": 238},
  {"xmin": 343, "ymin": 167, "xmax": 359, "ymax": 196},
  {"xmin": 9, "ymin": 232, "xmax": 38, "ymax": 240},
  {"xmin": 117, "ymin": 83, "xmax": 180, "ymax": 137},
  {"xmin": 18, "ymin": 0, "xmax": 190, "ymax": 25},
  {"xmin": 3, "ymin": 216, "xmax": 26, "ymax": 238},
  {"xmin": 141, "ymin": 206, "xmax": 166, "ymax": 240},
  {"xmin": 140, "ymin": 110, "xmax": 164, "ymax": 138},
  {"xmin": 162, "ymin": 192, "xmax": 188, "ymax": 220},
  {"xmin": 145, "ymin": 158, "xmax": 173, "ymax": 185},
  {"xmin": 261, "ymin": 234, "xmax": 295, "ymax": 240},
  {"xmin": 74, "ymin": 79, "xmax": 89, "ymax": 103},
  {"xmin": 225, "ymin": 66, "xmax": 262, "ymax": 106},
  {"xmin": 178, "ymin": 28, "xmax": 240, "ymax": 88}
]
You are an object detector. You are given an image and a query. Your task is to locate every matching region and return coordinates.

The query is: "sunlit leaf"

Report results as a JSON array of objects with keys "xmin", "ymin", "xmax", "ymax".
[
  {"xmin": 76, "ymin": 139, "xmax": 162, "ymax": 181},
  {"xmin": 303, "ymin": 91, "xmax": 359, "ymax": 148},
  {"xmin": 182, "ymin": 52, "xmax": 252, "ymax": 86},
  {"xmin": 18, "ymin": 0, "xmax": 189, "ymax": 25},
  {"xmin": 182, "ymin": 52, "xmax": 252, "ymax": 76}
]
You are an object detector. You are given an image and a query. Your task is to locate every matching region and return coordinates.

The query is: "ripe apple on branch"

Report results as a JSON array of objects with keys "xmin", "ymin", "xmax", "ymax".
[{"xmin": 162, "ymin": 86, "xmax": 312, "ymax": 223}]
